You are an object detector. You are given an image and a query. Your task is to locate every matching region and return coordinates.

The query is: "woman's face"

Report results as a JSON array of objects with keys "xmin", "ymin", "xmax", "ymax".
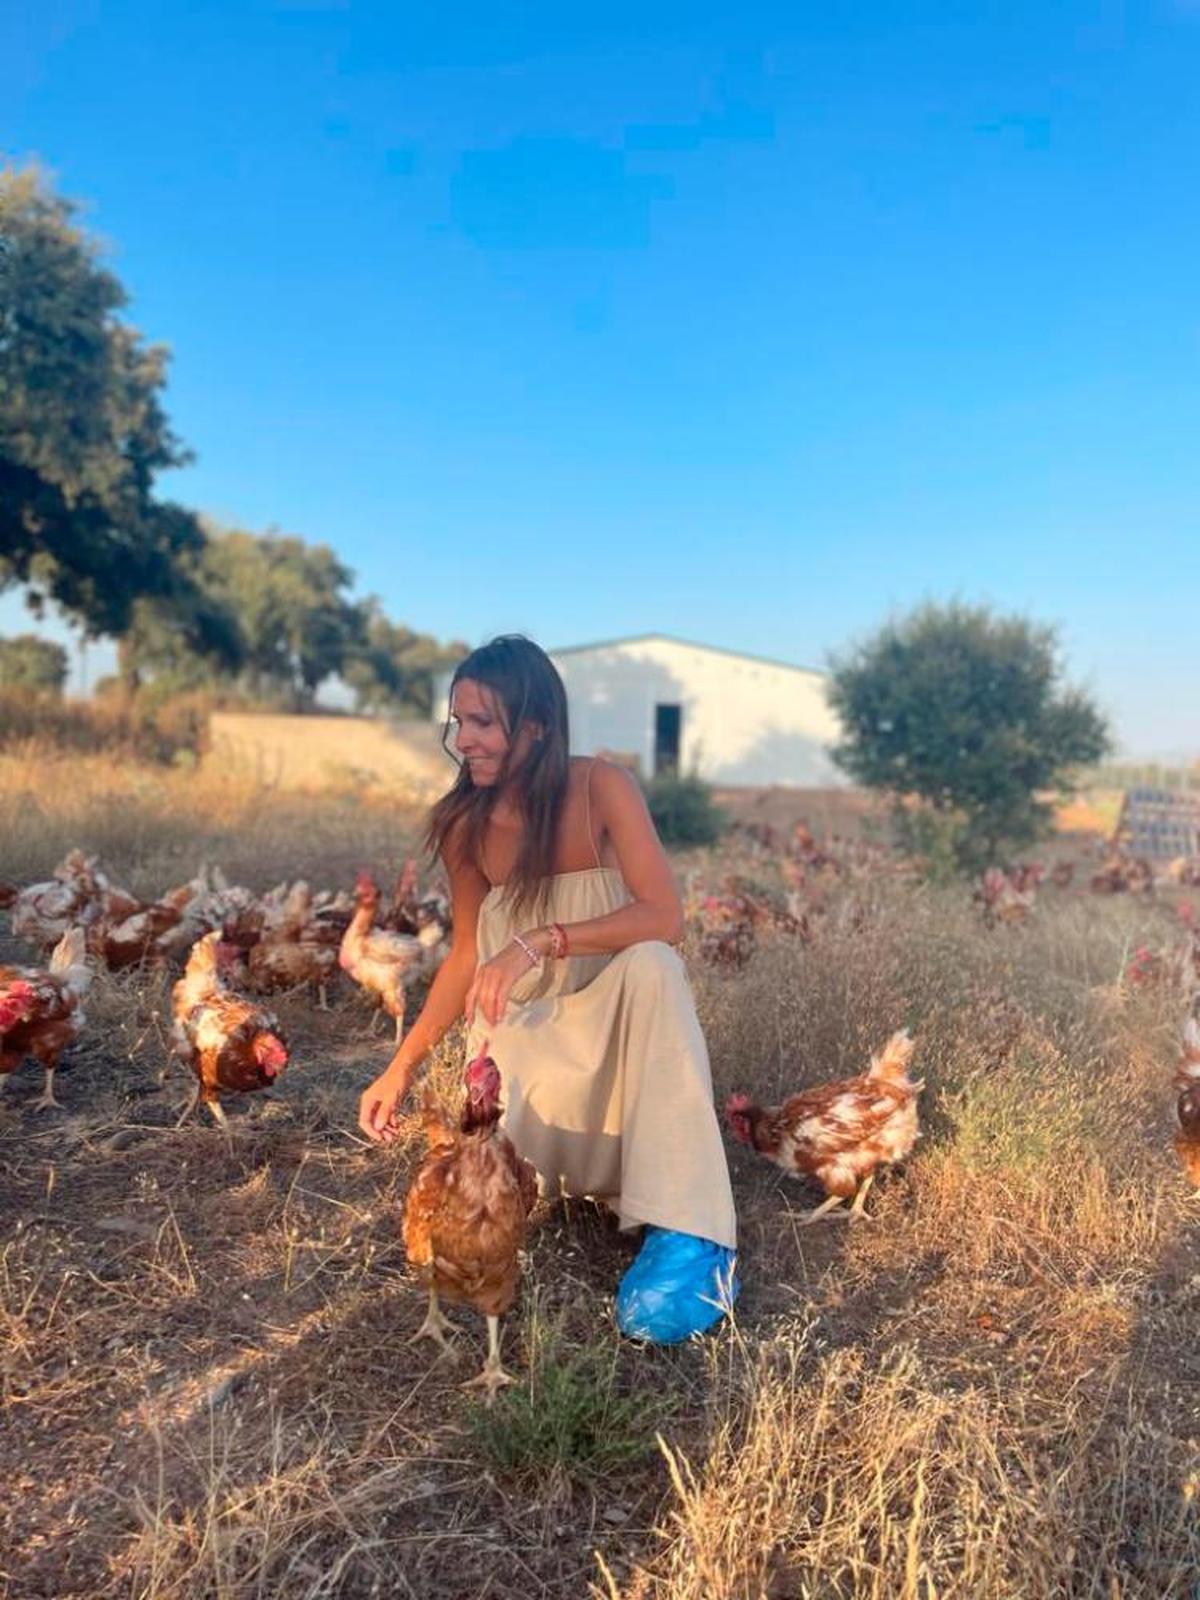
[{"xmin": 450, "ymin": 678, "xmax": 538, "ymax": 788}]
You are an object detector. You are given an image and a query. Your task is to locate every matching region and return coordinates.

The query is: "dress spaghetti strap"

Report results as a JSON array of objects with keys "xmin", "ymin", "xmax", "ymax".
[{"xmin": 585, "ymin": 758, "xmax": 603, "ymax": 869}]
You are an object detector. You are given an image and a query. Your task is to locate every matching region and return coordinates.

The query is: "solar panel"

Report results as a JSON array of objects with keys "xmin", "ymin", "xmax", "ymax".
[{"xmin": 1117, "ymin": 787, "xmax": 1200, "ymax": 859}]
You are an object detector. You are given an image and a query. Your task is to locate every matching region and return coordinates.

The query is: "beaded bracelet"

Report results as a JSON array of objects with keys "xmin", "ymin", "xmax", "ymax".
[
  {"xmin": 512, "ymin": 932, "xmax": 542, "ymax": 970},
  {"xmin": 551, "ymin": 921, "xmax": 569, "ymax": 959}
]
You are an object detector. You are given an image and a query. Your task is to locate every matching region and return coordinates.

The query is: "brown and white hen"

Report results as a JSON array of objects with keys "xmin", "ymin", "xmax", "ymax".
[
  {"xmin": 171, "ymin": 932, "xmax": 290, "ymax": 1127},
  {"xmin": 339, "ymin": 871, "xmax": 447, "ymax": 1041},
  {"xmin": 725, "ymin": 1030, "xmax": 923, "ymax": 1223}
]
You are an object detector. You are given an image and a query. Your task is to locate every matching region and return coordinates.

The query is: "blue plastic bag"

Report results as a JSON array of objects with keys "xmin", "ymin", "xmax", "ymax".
[{"xmin": 615, "ymin": 1226, "xmax": 740, "ymax": 1344}]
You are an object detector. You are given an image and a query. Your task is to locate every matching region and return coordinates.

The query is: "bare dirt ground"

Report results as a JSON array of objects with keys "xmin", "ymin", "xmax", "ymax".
[{"xmin": 1, "ymin": 753, "xmax": 1198, "ymax": 1598}]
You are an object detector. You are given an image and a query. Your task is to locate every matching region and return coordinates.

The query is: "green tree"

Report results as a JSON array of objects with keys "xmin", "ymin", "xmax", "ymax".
[
  {"xmin": 343, "ymin": 600, "xmax": 468, "ymax": 715},
  {"xmin": 123, "ymin": 523, "xmax": 365, "ymax": 706},
  {"xmin": 200, "ymin": 528, "xmax": 363, "ymax": 705},
  {"xmin": 827, "ymin": 602, "xmax": 1111, "ymax": 871},
  {"xmin": 0, "ymin": 167, "xmax": 230, "ymax": 659},
  {"xmin": 121, "ymin": 526, "xmax": 468, "ymax": 712},
  {"xmin": 0, "ymin": 633, "xmax": 69, "ymax": 694}
]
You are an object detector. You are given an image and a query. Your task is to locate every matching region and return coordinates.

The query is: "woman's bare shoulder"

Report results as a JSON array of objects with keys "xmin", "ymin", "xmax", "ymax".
[
  {"xmin": 585, "ymin": 755, "xmax": 644, "ymax": 813},
  {"xmin": 568, "ymin": 754, "xmax": 640, "ymax": 797},
  {"xmin": 569, "ymin": 753, "xmax": 637, "ymax": 776}
]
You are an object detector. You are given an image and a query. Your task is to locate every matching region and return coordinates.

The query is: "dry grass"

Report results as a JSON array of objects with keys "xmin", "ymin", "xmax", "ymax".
[
  {"xmin": 0, "ymin": 747, "xmax": 431, "ymax": 894},
  {"xmin": 1, "ymin": 756, "xmax": 1198, "ymax": 1599}
]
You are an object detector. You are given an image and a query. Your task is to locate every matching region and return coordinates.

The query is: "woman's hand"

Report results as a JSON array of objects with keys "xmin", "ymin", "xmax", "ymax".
[
  {"xmin": 464, "ymin": 940, "xmax": 540, "ymax": 1027},
  {"xmin": 358, "ymin": 1064, "xmax": 412, "ymax": 1144}
]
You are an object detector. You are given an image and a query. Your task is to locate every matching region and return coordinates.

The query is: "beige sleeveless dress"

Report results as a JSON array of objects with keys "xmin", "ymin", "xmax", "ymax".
[{"xmin": 465, "ymin": 820, "xmax": 738, "ymax": 1251}]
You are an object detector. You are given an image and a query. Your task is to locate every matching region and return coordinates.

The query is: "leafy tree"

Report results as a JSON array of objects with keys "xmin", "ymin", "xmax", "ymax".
[
  {"xmin": 0, "ymin": 633, "xmax": 68, "ymax": 694},
  {"xmin": 121, "ymin": 523, "xmax": 363, "ymax": 705},
  {"xmin": 0, "ymin": 166, "xmax": 232, "ymax": 660},
  {"xmin": 121, "ymin": 524, "xmax": 468, "ymax": 712},
  {"xmin": 200, "ymin": 528, "xmax": 363, "ymax": 705},
  {"xmin": 827, "ymin": 602, "xmax": 1111, "ymax": 871},
  {"xmin": 343, "ymin": 600, "xmax": 468, "ymax": 715}
]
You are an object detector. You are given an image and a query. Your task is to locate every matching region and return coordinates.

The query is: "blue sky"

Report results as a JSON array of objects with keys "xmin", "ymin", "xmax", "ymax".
[{"xmin": 3, "ymin": 0, "xmax": 1198, "ymax": 758}]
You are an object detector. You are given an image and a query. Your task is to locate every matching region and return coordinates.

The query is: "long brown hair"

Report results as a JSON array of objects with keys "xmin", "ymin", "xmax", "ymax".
[{"xmin": 425, "ymin": 635, "xmax": 570, "ymax": 917}]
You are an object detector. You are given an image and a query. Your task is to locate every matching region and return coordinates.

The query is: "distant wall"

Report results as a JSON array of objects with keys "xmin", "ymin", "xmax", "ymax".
[{"xmin": 205, "ymin": 713, "xmax": 453, "ymax": 800}]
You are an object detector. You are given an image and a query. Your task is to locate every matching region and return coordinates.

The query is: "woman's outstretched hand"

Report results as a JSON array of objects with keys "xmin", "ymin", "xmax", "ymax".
[
  {"xmin": 465, "ymin": 942, "xmax": 538, "ymax": 1028},
  {"xmin": 358, "ymin": 1066, "xmax": 411, "ymax": 1144}
]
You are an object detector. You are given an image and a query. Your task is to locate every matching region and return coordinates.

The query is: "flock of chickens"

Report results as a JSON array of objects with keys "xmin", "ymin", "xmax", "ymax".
[
  {"xmin": 0, "ymin": 850, "xmax": 449, "ymax": 1117},
  {"xmin": 973, "ymin": 847, "xmax": 1200, "ymax": 926},
  {"xmin": 0, "ymin": 835, "xmax": 930, "ymax": 1389},
  {"xmin": 2, "ymin": 824, "xmax": 1198, "ymax": 1392}
]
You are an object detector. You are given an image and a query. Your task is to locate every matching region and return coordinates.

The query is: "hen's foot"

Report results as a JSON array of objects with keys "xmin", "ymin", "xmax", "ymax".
[
  {"xmin": 409, "ymin": 1304, "xmax": 457, "ymax": 1358},
  {"xmin": 796, "ymin": 1195, "xmax": 849, "ymax": 1227},
  {"xmin": 32, "ymin": 1087, "xmax": 61, "ymax": 1112},
  {"xmin": 462, "ymin": 1360, "xmax": 517, "ymax": 1405}
]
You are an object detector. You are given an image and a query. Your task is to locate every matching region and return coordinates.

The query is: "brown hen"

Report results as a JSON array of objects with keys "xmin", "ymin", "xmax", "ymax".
[
  {"xmin": 0, "ymin": 928, "xmax": 92, "ymax": 1109},
  {"xmin": 402, "ymin": 1042, "xmax": 538, "ymax": 1401}
]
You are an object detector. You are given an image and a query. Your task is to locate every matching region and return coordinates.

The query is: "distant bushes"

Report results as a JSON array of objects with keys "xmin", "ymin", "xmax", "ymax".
[
  {"xmin": 0, "ymin": 635, "xmax": 70, "ymax": 695},
  {"xmin": 643, "ymin": 770, "xmax": 728, "ymax": 847},
  {"xmin": 0, "ymin": 686, "xmax": 249, "ymax": 765}
]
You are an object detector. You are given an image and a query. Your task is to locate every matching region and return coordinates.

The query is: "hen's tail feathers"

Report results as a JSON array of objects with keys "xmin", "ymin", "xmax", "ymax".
[
  {"xmin": 185, "ymin": 930, "xmax": 222, "ymax": 980},
  {"xmin": 48, "ymin": 927, "xmax": 90, "ymax": 991},
  {"xmin": 867, "ymin": 1029, "xmax": 922, "ymax": 1090}
]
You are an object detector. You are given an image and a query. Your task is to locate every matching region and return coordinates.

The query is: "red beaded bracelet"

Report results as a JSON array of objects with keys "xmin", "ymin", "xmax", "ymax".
[{"xmin": 551, "ymin": 921, "xmax": 569, "ymax": 959}]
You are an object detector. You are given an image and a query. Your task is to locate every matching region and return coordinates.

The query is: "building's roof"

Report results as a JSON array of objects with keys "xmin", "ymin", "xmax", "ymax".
[{"xmin": 549, "ymin": 632, "xmax": 826, "ymax": 678}]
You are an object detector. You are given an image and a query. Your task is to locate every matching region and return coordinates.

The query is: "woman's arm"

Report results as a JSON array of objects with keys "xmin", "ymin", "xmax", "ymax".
[
  {"xmin": 358, "ymin": 825, "xmax": 490, "ymax": 1142},
  {"xmin": 541, "ymin": 759, "xmax": 684, "ymax": 952},
  {"xmin": 467, "ymin": 761, "xmax": 685, "ymax": 1026}
]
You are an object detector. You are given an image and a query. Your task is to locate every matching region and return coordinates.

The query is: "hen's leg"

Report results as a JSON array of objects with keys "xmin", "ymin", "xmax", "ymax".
[
  {"xmin": 205, "ymin": 1098, "xmax": 230, "ymax": 1130},
  {"xmin": 175, "ymin": 1083, "xmax": 201, "ymax": 1127},
  {"xmin": 463, "ymin": 1315, "xmax": 517, "ymax": 1404},
  {"xmin": 317, "ymin": 982, "xmax": 329, "ymax": 1011},
  {"xmin": 796, "ymin": 1193, "xmax": 848, "ymax": 1227},
  {"xmin": 410, "ymin": 1288, "xmax": 456, "ymax": 1357},
  {"xmin": 33, "ymin": 1065, "xmax": 60, "ymax": 1112},
  {"xmin": 848, "ymin": 1173, "xmax": 875, "ymax": 1219},
  {"xmin": 392, "ymin": 999, "xmax": 405, "ymax": 1044}
]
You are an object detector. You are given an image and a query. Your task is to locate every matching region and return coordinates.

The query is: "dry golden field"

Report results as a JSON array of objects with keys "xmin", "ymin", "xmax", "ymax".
[{"xmin": 1, "ymin": 746, "xmax": 1198, "ymax": 1599}]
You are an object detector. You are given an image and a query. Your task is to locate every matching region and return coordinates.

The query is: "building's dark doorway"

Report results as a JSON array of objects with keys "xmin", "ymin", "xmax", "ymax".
[{"xmin": 654, "ymin": 703, "xmax": 682, "ymax": 775}]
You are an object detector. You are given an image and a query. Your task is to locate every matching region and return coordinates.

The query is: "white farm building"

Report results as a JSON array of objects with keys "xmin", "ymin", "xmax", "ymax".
[{"xmin": 435, "ymin": 634, "xmax": 843, "ymax": 787}]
